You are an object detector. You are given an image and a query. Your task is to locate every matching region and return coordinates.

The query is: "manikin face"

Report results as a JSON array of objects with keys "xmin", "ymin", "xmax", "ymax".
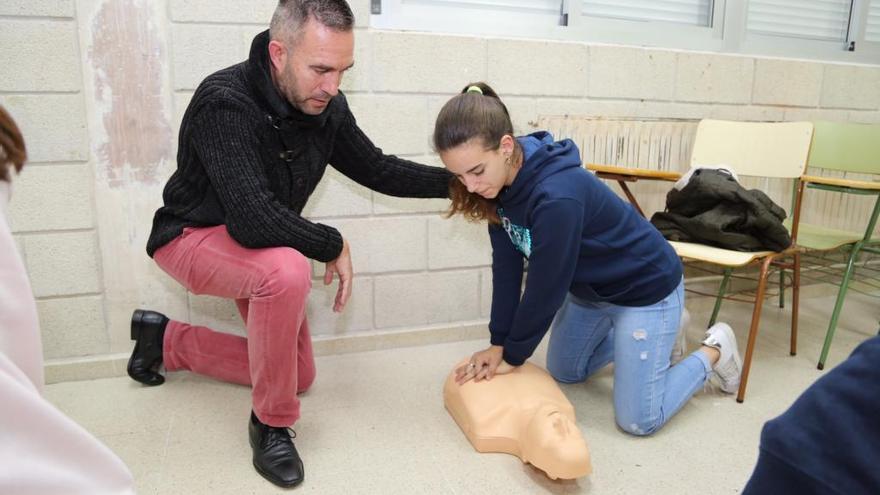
[
  {"xmin": 440, "ymin": 136, "xmax": 518, "ymax": 199},
  {"xmin": 523, "ymin": 404, "xmax": 591, "ymax": 479},
  {"xmin": 268, "ymin": 18, "xmax": 355, "ymax": 115}
]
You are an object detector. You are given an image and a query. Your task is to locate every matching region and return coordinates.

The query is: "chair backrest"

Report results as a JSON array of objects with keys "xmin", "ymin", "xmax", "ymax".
[
  {"xmin": 808, "ymin": 121, "xmax": 880, "ymax": 175},
  {"xmin": 690, "ymin": 119, "xmax": 814, "ymax": 178}
]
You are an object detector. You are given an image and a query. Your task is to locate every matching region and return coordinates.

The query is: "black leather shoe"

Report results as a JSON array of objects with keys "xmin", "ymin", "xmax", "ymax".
[
  {"xmin": 127, "ymin": 309, "xmax": 168, "ymax": 386},
  {"xmin": 249, "ymin": 411, "xmax": 304, "ymax": 488}
]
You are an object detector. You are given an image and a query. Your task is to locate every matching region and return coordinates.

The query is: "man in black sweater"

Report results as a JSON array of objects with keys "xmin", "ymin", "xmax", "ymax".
[{"xmin": 127, "ymin": 0, "xmax": 451, "ymax": 488}]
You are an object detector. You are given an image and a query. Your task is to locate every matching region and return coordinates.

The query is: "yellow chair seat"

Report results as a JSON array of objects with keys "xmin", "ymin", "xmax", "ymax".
[{"xmin": 668, "ymin": 241, "xmax": 774, "ymax": 267}]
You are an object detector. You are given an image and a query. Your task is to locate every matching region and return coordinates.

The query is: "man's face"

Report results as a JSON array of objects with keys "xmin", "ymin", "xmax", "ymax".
[{"xmin": 271, "ymin": 19, "xmax": 354, "ymax": 115}]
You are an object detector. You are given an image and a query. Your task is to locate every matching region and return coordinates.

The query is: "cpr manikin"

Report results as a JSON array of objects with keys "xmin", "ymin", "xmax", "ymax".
[{"xmin": 443, "ymin": 361, "xmax": 592, "ymax": 480}]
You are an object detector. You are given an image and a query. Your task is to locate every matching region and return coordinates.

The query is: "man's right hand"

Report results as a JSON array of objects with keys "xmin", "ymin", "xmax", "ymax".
[{"xmin": 324, "ymin": 238, "xmax": 353, "ymax": 313}]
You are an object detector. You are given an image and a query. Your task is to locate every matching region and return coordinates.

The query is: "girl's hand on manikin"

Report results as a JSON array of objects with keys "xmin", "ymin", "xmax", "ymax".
[{"xmin": 455, "ymin": 345, "xmax": 517, "ymax": 385}]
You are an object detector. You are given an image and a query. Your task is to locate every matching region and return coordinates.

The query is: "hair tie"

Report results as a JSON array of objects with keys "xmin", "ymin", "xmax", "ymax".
[{"xmin": 466, "ymin": 85, "xmax": 483, "ymax": 95}]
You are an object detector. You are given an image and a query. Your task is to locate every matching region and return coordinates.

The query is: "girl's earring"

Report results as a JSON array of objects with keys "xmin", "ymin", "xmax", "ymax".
[{"xmin": 505, "ymin": 154, "xmax": 511, "ymax": 165}]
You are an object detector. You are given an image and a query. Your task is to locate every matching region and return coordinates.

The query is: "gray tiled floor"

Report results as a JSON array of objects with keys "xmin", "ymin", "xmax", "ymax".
[{"xmin": 45, "ymin": 291, "xmax": 878, "ymax": 495}]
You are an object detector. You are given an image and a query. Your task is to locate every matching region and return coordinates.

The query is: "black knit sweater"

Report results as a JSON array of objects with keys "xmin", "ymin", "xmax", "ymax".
[{"xmin": 147, "ymin": 30, "xmax": 452, "ymax": 262}]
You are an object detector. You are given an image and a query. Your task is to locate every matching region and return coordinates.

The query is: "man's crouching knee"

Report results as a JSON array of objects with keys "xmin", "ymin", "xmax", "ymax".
[{"xmin": 259, "ymin": 248, "xmax": 313, "ymax": 297}]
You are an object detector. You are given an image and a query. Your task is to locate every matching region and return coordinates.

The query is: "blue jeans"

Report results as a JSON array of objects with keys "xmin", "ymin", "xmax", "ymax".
[{"xmin": 546, "ymin": 279, "xmax": 711, "ymax": 436}]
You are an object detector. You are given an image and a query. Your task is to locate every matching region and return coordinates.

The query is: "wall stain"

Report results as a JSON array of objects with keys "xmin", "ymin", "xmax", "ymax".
[{"xmin": 90, "ymin": 0, "xmax": 171, "ymax": 188}]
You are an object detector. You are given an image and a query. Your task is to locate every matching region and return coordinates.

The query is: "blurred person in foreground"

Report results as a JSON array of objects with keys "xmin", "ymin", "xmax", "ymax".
[{"xmin": 0, "ymin": 105, "xmax": 136, "ymax": 494}]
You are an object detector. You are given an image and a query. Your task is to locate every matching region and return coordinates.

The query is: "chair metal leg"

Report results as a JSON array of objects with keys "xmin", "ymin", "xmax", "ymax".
[
  {"xmin": 709, "ymin": 268, "xmax": 732, "ymax": 328},
  {"xmin": 778, "ymin": 268, "xmax": 785, "ymax": 309},
  {"xmin": 791, "ymin": 252, "xmax": 799, "ymax": 357},
  {"xmin": 736, "ymin": 256, "xmax": 775, "ymax": 404},
  {"xmin": 817, "ymin": 247, "xmax": 861, "ymax": 370}
]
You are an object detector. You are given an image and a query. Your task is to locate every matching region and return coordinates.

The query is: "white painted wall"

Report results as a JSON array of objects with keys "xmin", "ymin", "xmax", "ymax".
[{"xmin": 1, "ymin": 0, "xmax": 878, "ymax": 379}]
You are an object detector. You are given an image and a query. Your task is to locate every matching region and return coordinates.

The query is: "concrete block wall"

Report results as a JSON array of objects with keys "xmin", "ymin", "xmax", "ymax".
[{"xmin": 2, "ymin": 0, "xmax": 879, "ymax": 381}]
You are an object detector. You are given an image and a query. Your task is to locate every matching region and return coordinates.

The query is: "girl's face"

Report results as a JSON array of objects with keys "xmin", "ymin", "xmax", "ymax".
[{"xmin": 440, "ymin": 136, "xmax": 517, "ymax": 199}]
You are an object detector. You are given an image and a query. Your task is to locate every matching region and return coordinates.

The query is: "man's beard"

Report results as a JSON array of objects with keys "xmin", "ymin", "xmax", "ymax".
[
  {"xmin": 274, "ymin": 66, "xmax": 330, "ymax": 115},
  {"xmin": 276, "ymin": 73, "xmax": 302, "ymax": 110}
]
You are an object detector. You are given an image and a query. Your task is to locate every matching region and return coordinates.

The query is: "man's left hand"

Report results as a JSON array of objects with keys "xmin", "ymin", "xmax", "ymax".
[{"xmin": 324, "ymin": 238, "xmax": 353, "ymax": 312}]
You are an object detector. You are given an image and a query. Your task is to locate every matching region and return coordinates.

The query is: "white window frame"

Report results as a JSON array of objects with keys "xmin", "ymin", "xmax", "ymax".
[
  {"xmin": 729, "ymin": 0, "xmax": 877, "ymax": 63},
  {"xmin": 562, "ymin": 1, "xmax": 725, "ymax": 52},
  {"xmin": 371, "ymin": 0, "xmax": 880, "ymax": 65},
  {"xmin": 853, "ymin": 0, "xmax": 880, "ymax": 59},
  {"xmin": 370, "ymin": 1, "xmax": 565, "ymax": 40}
]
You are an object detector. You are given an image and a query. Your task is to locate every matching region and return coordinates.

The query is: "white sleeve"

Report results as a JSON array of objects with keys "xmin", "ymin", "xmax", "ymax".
[{"xmin": 0, "ymin": 181, "xmax": 43, "ymax": 391}]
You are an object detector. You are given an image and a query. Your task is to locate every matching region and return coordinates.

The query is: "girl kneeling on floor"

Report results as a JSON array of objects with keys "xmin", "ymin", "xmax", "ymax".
[{"xmin": 437, "ymin": 82, "xmax": 743, "ymax": 435}]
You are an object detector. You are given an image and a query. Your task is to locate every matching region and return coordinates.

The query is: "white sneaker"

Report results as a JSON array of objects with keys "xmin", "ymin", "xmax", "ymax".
[
  {"xmin": 671, "ymin": 308, "xmax": 690, "ymax": 364},
  {"xmin": 701, "ymin": 322, "xmax": 743, "ymax": 394}
]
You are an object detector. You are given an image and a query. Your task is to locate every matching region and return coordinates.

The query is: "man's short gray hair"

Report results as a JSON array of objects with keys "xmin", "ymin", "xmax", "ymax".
[{"xmin": 270, "ymin": 0, "xmax": 354, "ymax": 44}]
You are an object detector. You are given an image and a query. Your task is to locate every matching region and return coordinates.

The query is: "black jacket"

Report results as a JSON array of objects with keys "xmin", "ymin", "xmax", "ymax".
[
  {"xmin": 147, "ymin": 30, "xmax": 451, "ymax": 262},
  {"xmin": 650, "ymin": 169, "xmax": 791, "ymax": 252}
]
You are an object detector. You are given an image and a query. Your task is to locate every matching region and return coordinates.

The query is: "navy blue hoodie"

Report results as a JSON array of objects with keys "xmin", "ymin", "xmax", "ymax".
[
  {"xmin": 743, "ymin": 335, "xmax": 880, "ymax": 495},
  {"xmin": 490, "ymin": 132, "xmax": 682, "ymax": 366}
]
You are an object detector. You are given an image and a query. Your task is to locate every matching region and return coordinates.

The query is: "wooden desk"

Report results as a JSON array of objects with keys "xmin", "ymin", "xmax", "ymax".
[{"xmin": 586, "ymin": 164, "xmax": 682, "ymax": 217}]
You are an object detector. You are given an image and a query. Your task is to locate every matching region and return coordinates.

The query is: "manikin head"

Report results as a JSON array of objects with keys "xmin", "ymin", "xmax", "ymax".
[
  {"xmin": 433, "ymin": 82, "xmax": 523, "ymax": 224},
  {"xmin": 267, "ymin": 0, "xmax": 355, "ymax": 115},
  {"xmin": 522, "ymin": 404, "xmax": 592, "ymax": 480},
  {"xmin": 443, "ymin": 361, "xmax": 592, "ymax": 480}
]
